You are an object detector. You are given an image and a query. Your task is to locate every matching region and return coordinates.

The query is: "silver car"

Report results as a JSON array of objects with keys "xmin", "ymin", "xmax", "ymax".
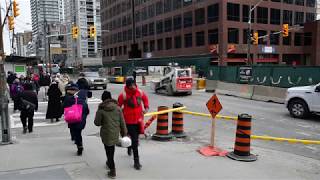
[{"xmin": 83, "ymin": 72, "xmax": 107, "ymax": 90}]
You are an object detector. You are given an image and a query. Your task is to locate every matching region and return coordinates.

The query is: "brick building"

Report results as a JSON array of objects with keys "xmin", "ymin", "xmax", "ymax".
[{"xmin": 101, "ymin": 0, "xmax": 318, "ymax": 66}]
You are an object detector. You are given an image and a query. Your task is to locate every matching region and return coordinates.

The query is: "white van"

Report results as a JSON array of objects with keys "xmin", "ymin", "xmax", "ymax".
[{"xmin": 285, "ymin": 83, "xmax": 320, "ymax": 118}]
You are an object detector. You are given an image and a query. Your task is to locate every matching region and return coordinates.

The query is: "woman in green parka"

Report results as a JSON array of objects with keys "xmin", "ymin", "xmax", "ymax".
[{"xmin": 94, "ymin": 91, "xmax": 127, "ymax": 179}]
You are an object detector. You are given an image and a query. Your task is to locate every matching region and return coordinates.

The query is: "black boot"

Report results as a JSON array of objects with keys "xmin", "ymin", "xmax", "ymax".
[
  {"xmin": 77, "ymin": 146, "xmax": 83, "ymax": 156},
  {"xmin": 23, "ymin": 127, "xmax": 27, "ymax": 134},
  {"xmin": 134, "ymin": 158, "xmax": 142, "ymax": 170},
  {"xmin": 107, "ymin": 169, "xmax": 116, "ymax": 179},
  {"xmin": 127, "ymin": 147, "xmax": 132, "ymax": 156}
]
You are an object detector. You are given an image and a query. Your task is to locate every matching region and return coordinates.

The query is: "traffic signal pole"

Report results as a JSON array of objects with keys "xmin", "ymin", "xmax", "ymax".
[{"xmin": 0, "ymin": 3, "xmax": 13, "ymax": 144}]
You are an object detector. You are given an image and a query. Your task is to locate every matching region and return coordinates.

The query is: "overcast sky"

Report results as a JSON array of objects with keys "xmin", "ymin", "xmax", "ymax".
[{"xmin": 1, "ymin": 0, "xmax": 32, "ymax": 55}]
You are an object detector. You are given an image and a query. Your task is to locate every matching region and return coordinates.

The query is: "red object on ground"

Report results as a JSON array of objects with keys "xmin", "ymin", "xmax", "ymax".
[
  {"xmin": 198, "ymin": 146, "xmax": 228, "ymax": 157},
  {"xmin": 144, "ymin": 115, "xmax": 157, "ymax": 130}
]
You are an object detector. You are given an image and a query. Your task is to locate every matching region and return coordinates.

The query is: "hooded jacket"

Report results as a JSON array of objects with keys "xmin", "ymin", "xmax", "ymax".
[
  {"xmin": 118, "ymin": 85, "xmax": 149, "ymax": 124},
  {"xmin": 94, "ymin": 99, "xmax": 127, "ymax": 146}
]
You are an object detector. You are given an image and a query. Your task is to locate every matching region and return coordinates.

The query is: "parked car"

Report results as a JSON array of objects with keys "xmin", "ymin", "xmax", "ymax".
[
  {"xmin": 82, "ymin": 72, "xmax": 107, "ymax": 90},
  {"xmin": 285, "ymin": 83, "xmax": 320, "ymax": 118}
]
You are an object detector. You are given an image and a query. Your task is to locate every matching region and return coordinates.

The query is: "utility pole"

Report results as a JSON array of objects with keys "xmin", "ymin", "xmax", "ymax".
[
  {"xmin": 0, "ymin": 3, "xmax": 13, "ymax": 144},
  {"xmin": 131, "ymin": 0, "xmax": 135, "ymax": 69},
  {"xmin": 247, "ymin": 0, "xmax": 264, "ymax": 65}
]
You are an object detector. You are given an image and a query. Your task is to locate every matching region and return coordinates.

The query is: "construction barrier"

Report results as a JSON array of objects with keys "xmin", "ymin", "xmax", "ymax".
[
  {"xmin": 227, "ymin": 114, "xmax": 257, "ymax": 162},
  {"xmin": 178, "ymin": 110, "xmax": 238, "ymax": 121},
  {"xmin": 196, "ymin": 79, "xmax": 206, "ymax": 90},
  {"xmin": 144, "ymin": 106, "xmax": 186, "ymax": 117},
  {"xmin": 144, "ymin": 115, "xmax": 157, "ymax": 130},
  {"xmin": 251, "ymin": 135, "xmax": 320, "ymax": 145},
  {"xmin": 152, "ymin": 106, "xmax": 173, "ymax": 141},
  {"xmin": 170, "ymin": 103, "xmax": 187, "ymax": 138}
]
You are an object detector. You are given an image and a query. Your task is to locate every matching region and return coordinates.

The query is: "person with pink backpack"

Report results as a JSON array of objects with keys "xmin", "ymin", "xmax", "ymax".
[{"xmin": 63, "ymin": 83, "xmax": 89, "ymax": 156}]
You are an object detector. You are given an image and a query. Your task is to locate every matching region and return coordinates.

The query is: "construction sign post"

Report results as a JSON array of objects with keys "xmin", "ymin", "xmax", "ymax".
[
  {"xmin": 198, "ymin": 94, "xmax": 227, "ymax": 157},
  {"xmin": 206, "ymin": 94, "xmax": 222, "ymax": 146}
]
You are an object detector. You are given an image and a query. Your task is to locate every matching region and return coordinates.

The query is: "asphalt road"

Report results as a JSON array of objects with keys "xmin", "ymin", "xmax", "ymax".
[{"xmin": 5, "ymin": 82, "xmax": 320, "ymax": 161}]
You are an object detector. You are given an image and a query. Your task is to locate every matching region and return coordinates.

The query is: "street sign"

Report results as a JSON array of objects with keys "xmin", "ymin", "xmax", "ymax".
[
  {"xmin": 239, "ymin": 66, "xmax": 252, "ymax": 83},
  {"xmin": 206, "ymin": 94, "xmax": 222, "ymax": 119}
]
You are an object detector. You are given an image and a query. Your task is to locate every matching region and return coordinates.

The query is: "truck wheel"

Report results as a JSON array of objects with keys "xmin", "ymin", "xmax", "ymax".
[
  {"xmin": 288, "ymin": 99, "xmax": 309, "ymax": 118},
  {"xmin": 166, "ymin": 85, "xmax": 174, "ymax": 96}
]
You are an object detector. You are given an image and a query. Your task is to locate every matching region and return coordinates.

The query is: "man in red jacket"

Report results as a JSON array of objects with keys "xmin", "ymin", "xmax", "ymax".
[{"xmin": 118, "ymin": 76, "xmax": 149, "ymax": 170}]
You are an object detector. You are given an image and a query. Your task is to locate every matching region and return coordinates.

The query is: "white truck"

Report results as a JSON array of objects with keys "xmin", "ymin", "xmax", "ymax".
[
  {"xmin": 151, "ymin": 65, "xmax": 193, "ymax": 96},
  {"xmin": 285, "ymin": 83, "xmax": 320, "ymax": 118}
]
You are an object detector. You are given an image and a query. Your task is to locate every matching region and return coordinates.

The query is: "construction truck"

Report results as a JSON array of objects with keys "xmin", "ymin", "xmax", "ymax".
[
  {"xmin": 108, "ymin": 67, "xmax": 125, "ymax": 83},
  {"xmin": 151, "ymin": 64, "xmax": 193, "ymax": 96}
]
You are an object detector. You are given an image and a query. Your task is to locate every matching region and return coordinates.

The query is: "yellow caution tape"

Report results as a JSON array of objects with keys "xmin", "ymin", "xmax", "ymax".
[
  {"xmin": 144, "ymin": 106, "xmax": 187, "ymax": 117},
  {"xmin": 251, "ymin": 135, "xmax": 320, "ymax": 145},
  {"xmin": 178, "ymin": 110, "xmax": 238, "ymax": 121}
]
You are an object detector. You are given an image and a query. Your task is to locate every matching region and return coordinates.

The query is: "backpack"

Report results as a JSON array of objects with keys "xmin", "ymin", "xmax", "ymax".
[{"xmin": 122, "ymin": 89, "xmax": 143, "ymax": 108}]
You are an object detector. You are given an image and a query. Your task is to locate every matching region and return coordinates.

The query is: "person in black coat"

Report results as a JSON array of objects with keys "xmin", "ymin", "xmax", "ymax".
[
  {"xmin": 76, "ymin": 73, "xmax": 89, "ymax": 90},
  {"xmin": 46, "ymin": 82, "xmax": 63, "ymax": 122},
  {"xmin": 63, "ymin": 83, "xmax": 89, "ymax": 156},
  {"xmin": 17, "ymin": 83, "xmax": 38, "ymax": 133}
]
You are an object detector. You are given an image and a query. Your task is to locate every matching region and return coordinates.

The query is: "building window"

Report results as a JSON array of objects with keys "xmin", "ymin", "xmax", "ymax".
[
  {"xmin": 183, "ymin": 11, "xmax": 193, "ymax": 28},
  {"xmin": 156, "ymin": 20, "xmax": 163, "ymax": 34},
  {"xmin": 128, "ymin": 29, "xmax": 133, "ymax": 40},
  {"xmin": 208, "ymin": 29, "xmax": 219, "ymax": 44},
  {"xmin": 227, "ymin": 3, "xmax": 240, "ymax": 21},
  {"xmin": 173, "ymin": 0, "xmax": 182, "ymax": 10},
  {"xmin": 243, "ymin": 29, "xmax": 253, "ymax": 44},
  {"xmin": 156, "ymin": 1, "xmax": 163, "ymax": 15},
  {"xmin": 258, "ymin": 30, "xmax": 267, "ymax": 44},
  {"xmin": 306, "ymin": 0, "xmax": 315, "ymax": 7},
  {"xmin": 165, "ymin": 37, "xmax": 172, "ymax": 50},
  {"xmin": 173, "ymin": 15, "xmax": 182, "ymax": 30},
  {"xmin": 123, "ymin": 31, "xmax": 128, "ymax": 42},
  {"xmin": 196, "ymin": 31, "xmax": 205, "ymax": 46},
  {"xmin": 124, "ymin": 45, "xmax": 127, "ymax": 55},
  {"xmin": 270, "ymin": 9, "xmax": 281, "ymax": 25},
  {"xmin": 174, "ymin": 36, "xmax": 182, "ymax": 49},
  {"xmin": 114, "ymin": 47, "xmax": 117, "ymax": 56},
  {"xmin": 195, "ymin": 8, "xmax": 205, "ymax": 25},
  {"xmin": 184, "ymin": 33, "xmax": 193, "ymax": 48},
  {"xmin": 149, "ymin": 22, "xmax": 155, "ymax": 35},
  {"xmin": 283, "ymin": 0, "xmax": 293, "ymax": 4},
  {"xmin": 295, "ymin": 12, "xmax": 304, "ymax": 25},
  {"xmin": 228, "ymin": 28, "xmax": 239, "ymax": 44},
  {"xmin": 142, "ymin": 24, "xmax": 148, "ymax": 37},
  {"xmin": 136, "ymin": 26, "xmax": 141, "ymax": 39},
  {"xmin": 106, "ymin": 49, "xmax": 109, "ymax": 56},
  {"xmin": 257, "ymin": 7, "xmax": 268, "ymax": 24},
  {"xmin": 164, "ymin": 0, "xmax": 172, "ymax": 13},
  {"xmin": 148, "ymin": 4, "xmax": 155, "ymax": 18},
  {"xmin": 183, "ymin": 0, "xmax": 192, "ymax": 6},
  {"xmin": 306, "ymin": 13, "xmax": 315, "ymax": 22},
  {"xmin": 295, "ymin": 0, "xmax": 305, "ymax": 6},
  {"xmin": 270, "ymin": 31, "xmax": 280, "ymax": 45},
  {"xmin": 143, "ymin": 41, "xmax": 148, "ymax": 52},
  {"xmin": 119, "ymin": 46, "xmax": 123, "ymax": 55},
  {"xmin": 283, "ymin": 10, "xmax": 293, "ymax": 26},
  {"xmin": 283, "ymin": 32, "xmax": 292, "ymax": 45},
  {"xmin": 150, "ymin": 40, "xmax": 155, "ymax": 52},
  {"xmin": 165, "ymin": 18, "xmax": 172, "ymax": 32},
  {"xmin": 157, "ymin": 39, "xmax": 163, "ymax": 50},
  {"xmin": 110, "ymin": 48, "xmax": 113, "ymax": 56},
  {"xmin": 208, "ymin": 3, "xmax": 219, "ymax": 22},
  {"xmin": 243, "ymin": 5, "xmax": 254, "ymax": 23},
  {"xmin": 304, "ymin": 32, "xmax": 312, "ymax": 46}
]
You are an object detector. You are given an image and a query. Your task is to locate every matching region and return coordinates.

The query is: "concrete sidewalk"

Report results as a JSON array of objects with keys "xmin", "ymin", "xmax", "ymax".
[{"xmin": 0, "ymin": 126, "xmax": 320, "ymax": 180}]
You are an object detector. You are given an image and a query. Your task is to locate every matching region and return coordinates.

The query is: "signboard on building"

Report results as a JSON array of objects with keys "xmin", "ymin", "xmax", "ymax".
[
  {"xmin": 262, "ymin": 46, "xmax": 275, "ymax": 53},
  {"xmin": 239, "ymin": 66, "xmax": 252, "ymax": 83}
]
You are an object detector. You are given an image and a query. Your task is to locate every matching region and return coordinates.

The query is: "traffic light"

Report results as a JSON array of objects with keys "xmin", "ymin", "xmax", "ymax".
[
  {"xmin": 252, "ymin": 32, "xmax": 258, "ymax": 45},
  {"xmin": 13, "ymin": 0, "xmax": 20, "ymax": 17},
  {"xmin": 89, "ymin": 26, "xmax": 96, "ymax": 38},
  {"xmin": 282, "ymin": 24, "xmax": 289, "ymax": 37},
  {"xmin": 72, "ymin": 26, "xmax": 79, "ymax": 39},
  {"xmin": 8, "ymin": 16, "xmax": 14, "ymax": 31}
]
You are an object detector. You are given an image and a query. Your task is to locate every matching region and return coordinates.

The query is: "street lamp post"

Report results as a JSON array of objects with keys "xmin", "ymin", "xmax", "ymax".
[{"xmin": 247, "ymin": 0, "xmax": 264, "ymax": 65}]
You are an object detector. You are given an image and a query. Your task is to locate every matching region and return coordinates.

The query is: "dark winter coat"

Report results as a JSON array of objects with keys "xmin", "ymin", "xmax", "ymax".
[
  {"xmin": 7, "ymin": 74, "xmax": 16, "ymax": 85},
  {"xmin": 76, "ymin": 78, "xmax": 89, "ymax": 90},
  {"xmin": 17, "ymin": 90, "xmax": 38, "ymax": 112},
  {"xmin": 63, "ymin": 90, "xmax": 89, "ymax": 130},
  {"xmin": 94, "ymin": 99, "xmax": 127, "ymax": 146},
  {"xmin": 46, "ymin": 84, "xmax": 63, "ymax": 119}
]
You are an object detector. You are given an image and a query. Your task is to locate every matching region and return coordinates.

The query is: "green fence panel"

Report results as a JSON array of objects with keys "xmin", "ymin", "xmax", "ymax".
[
  {"xmin": 207, "ymin": 66, "xmax": 220, "ymax": 80},
  {"xmin": 251, "ymin": 66, "xmax": 273, "ymax": 86},
  {"xmin": 219, "ymin": 66, "xmax": 239, "ymax": 83}
]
